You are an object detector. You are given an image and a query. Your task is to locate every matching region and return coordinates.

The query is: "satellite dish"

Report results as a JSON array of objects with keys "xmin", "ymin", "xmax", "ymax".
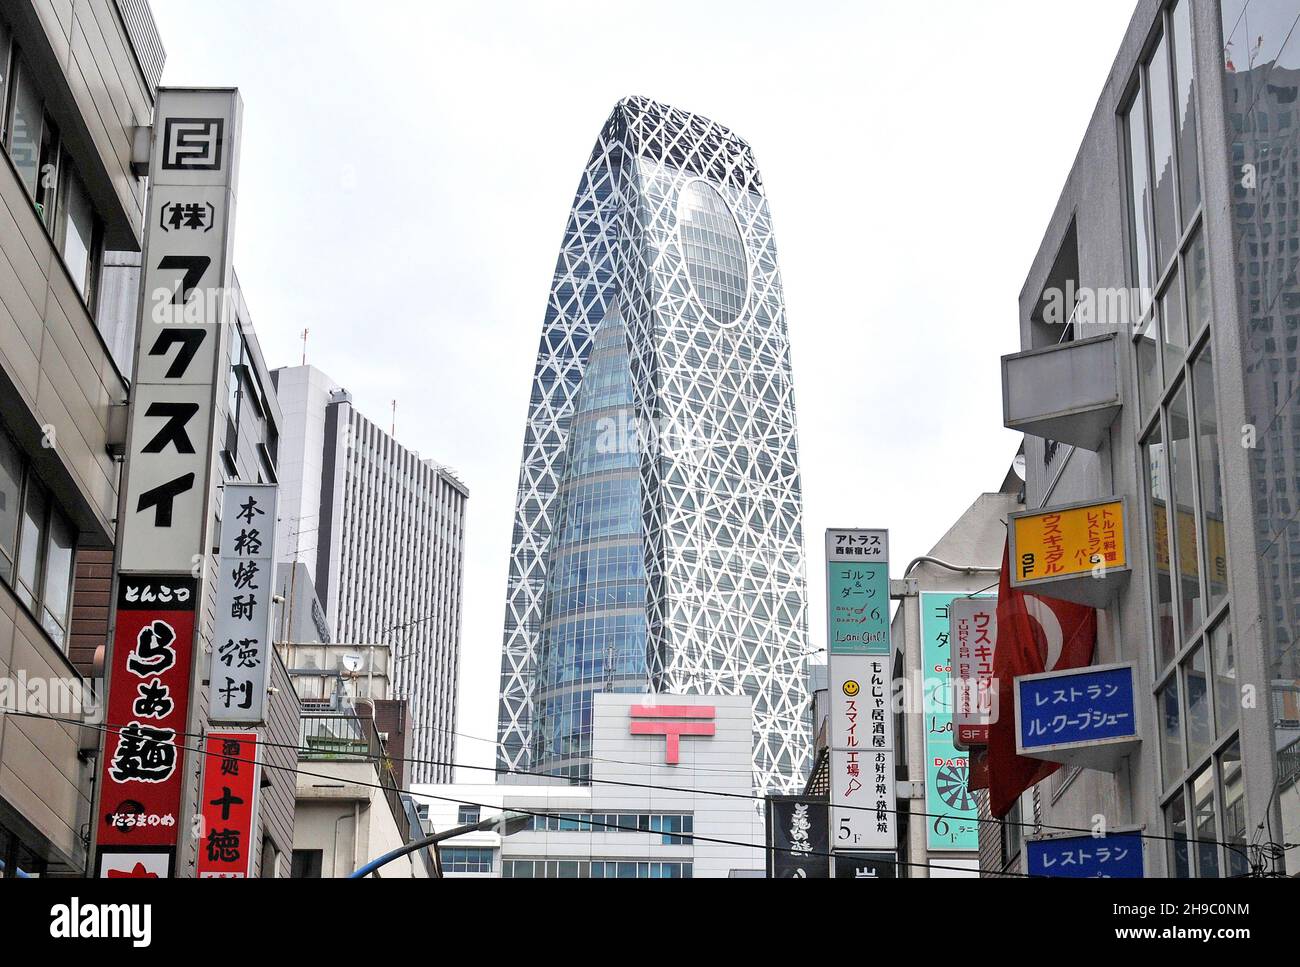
[
  {"xmin": 341, "ymin": 653, "xmax": 364, "ymax": 674},
  {"xmin": 1012, "ymin": 453, "xmax": 1026, "ymax": 481}
]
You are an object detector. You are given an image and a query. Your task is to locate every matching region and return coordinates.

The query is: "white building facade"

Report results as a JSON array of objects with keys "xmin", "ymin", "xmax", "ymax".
[
  {"xmin": 417, "ymin": 694, "xmax": 764, "ymax": 878},
  {"xmin": 272, "ymin": 364, "xmax": 468, "ymax": 783}
]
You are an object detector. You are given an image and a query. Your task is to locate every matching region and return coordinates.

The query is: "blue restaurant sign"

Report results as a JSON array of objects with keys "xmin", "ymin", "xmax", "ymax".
[
  {"xmin": 1015, "ymin": 663, "xmax": 1139, "ymax": 770},
  {"xmin": 1027, "ymin": 830, "xmax": 1144, "ymax": 878}
]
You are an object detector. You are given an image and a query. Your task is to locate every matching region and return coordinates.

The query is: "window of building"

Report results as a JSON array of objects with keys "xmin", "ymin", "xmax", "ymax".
[
  {"xmin": 56, "ymin": 161, "xmax": 100, "ymax": 306},
  {"xmin": 0, "ymin": 23, "xmax": 103, "ymax": 309},
  {"xmin": 0, "ymin": 21, "xmax": 11, "ymax": 130},
  {"xmin": 6, "ymin": 51, "xmax": 44, "ymax": 201},
  {"xmin": 524, "ymin": 811, "xmax": 694, "ymax": 845},
  {"xmin": 0, "ymin": 822, "xmax": 46, "ymax": 878},
  {"xmin": 1123, "ymin": 2, "xmax": 1241, "ymax": 877},
  {"xmin": 501, "ymin": 858, "xmax": 692, "ymax": 879},
  {"xmin": 440, "ymin": 846, "xmax": 493, "ymax": 874},
  {"xmin": 456, "ymin": 805, "xmax": 480, "ymax": 826},
  {"xmin": 0, "ymin": 429, "xmax": 75, "ymax": 650},
  {"xmin": 260, "ymin": 837, "xmax": 280, "ymax": 879},
  {"xmin": 290, "ymin": 849, "xmax": 323, "ymax": 879},
  {"xmin": 1000, "ymin": 796, "xmax": 1023, "ymax": 868},
  {"xmin": 0, "ymin": 430, "xmax": 22, "ymax": 584}
]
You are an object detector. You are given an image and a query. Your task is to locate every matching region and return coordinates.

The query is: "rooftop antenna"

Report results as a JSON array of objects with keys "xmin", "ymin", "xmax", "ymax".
[
  {"xmin": 391, "ymin": 399, "xmax": 397, "ymax": 438},
  {"xmin": 300, "ymin": 327, "xmax": 310, "ymax": 366}
]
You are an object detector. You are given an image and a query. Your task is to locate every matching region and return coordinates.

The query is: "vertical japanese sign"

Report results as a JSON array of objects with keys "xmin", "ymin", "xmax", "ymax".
[
  {"xmin": 949, "ymin": 596, "xmax": 997, "ymax": 750},
  {"xmin": 922, "ymin": 593, "xmax": 988, "ymax": 851},
  {"xmin": 95, "ymin": 89, "xmax": 244, "ymax": 877},
  {"xmin": 119, "ymin": 91, "xmax": 243, "ymax": 573},
  {"xmin": 766, "ymin": 796, "xmax": 830, "ymax": 878},
  {"xmin": 94, "ymin": 576, "xmax": 196, "ymax": 878},
  {"xmin": 826, "ymin": 529, "xmax": 889, "ymax": 655},
  {"xmin": 210, "ymin": 483, "xmax": 278, "ymax": 724},
  {"xmin": 197, "ymin": 732, "xmax": 260, "ymax": 878},
  {"xmin": 826, "ymin": 530, "xmax": 895, "ymax": 855}
]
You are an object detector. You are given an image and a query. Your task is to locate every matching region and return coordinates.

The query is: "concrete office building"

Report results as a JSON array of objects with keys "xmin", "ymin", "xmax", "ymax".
[
  {"xmin": 272, "ymin": 364, "xmax": 468, "ymax": 784},
  {"xmin": 994, "ymin": 0, "xmax": 1300, "ymax": 876},
  {"xmin": 497, "ymin": 96, "xmax": 811, "ymax": 792},
  {"xmin": 0, "ymin": 1, "xmax": 301, "ymax": 877},
  {"xmin": 416, "ymin": 694, "xmax": 764, "ymax": 878},
  {"xmin": 0, "ymin": 0, "xmax": 163, "ymax": 877}
]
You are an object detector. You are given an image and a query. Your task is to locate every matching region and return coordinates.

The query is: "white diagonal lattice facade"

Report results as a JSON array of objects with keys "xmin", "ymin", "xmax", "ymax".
[{"xmin": 497, "ymin": 96, "xmax": 810, "ymax": 792}]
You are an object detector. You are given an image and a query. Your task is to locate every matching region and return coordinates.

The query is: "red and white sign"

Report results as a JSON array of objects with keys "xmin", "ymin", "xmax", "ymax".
[
  {"xmin": 197, "ymin": 731, "xmax": 261, "ymax": 878},
  {"xmin": 829, "ymin": 652, "xmax": 896, "ymax": 852},
  {"xmin": 95, "ymin": 575, "xmax": 197, "ymax": 875},
  {"xmin": 96, "ymin": 848, "xmax": 174, "ymax": 878},
  {"xmin": 950, "ymin": 597, "xmax": 997, "ymax": 749},
  {"xmin": 629, "ymin": 705, "xmax": 715, "ymax": 764}
]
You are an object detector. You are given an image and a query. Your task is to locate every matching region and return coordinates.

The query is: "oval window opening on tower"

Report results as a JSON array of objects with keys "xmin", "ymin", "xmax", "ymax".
[{"xmin": 677, "ymin": 180, "xmax": 749, "ymax": 328}]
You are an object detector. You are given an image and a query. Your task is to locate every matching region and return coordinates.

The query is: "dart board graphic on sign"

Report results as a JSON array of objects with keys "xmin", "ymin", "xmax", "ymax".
[
  {"xmin": 921, "ymin": 592, "xmax": 992, "ymax": 851},
  {"xmin": 934, "ymin": 762, "xmax": 973, "ymax": 812}
]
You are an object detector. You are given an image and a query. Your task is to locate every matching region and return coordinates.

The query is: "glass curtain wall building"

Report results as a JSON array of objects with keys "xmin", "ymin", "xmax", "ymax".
[{"xmin": 497, "ymin": 97, "xmax": 810, "ymax": 790}]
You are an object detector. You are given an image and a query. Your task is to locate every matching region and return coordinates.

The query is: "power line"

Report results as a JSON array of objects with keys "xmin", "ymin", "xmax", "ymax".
[
  {"xmin": 6, "ymin": 709, "xmax": 1269, "ymax": 866},
  {"xmin": 287, "ymin": 717, "xmax": 1274, "ymax": 863},
  {"xmin": 39, "ymin": 712, "xmax": 1013, "ymax": 879}
]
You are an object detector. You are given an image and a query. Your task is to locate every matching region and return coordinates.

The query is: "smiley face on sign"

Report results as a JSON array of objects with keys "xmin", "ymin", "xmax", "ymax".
[{"xmin": 842, "ymin": 679, "xmax": 860, "ymax": 697}]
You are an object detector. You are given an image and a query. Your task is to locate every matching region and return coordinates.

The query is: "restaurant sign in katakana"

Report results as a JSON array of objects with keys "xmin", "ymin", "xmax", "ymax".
[
  {"xmin": 1008, "ymin": 498, "xmax": 1130, "ymax": 608},
  {"xmin": 1026, "ymin": 829, "xmax": 1144, "ymax": 878},
  {"xmin": 1015, "ymin": 662, "xmax": 1140, "ymax": 771}
]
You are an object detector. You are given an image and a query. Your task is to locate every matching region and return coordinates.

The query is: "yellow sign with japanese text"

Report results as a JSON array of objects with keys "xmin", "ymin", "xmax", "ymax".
[
  {"xmin": 1013, "ymin": 500, "xmax": 1126, "ymax": 583},
  {"xmin": 1153, "ymin": 501, "xmax": 1228, "ymax": 589}
]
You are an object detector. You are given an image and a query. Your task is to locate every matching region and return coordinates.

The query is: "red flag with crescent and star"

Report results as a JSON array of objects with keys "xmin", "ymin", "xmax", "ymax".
[{"xmin": 987, "ymin": 538, "xmax": 1097, "ymax": 817}]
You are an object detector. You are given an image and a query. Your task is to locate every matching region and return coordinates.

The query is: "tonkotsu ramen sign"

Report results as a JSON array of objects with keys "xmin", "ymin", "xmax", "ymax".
[{"xmin": 94, "ymin": 576, "xmax": 197, "ymax": 877}]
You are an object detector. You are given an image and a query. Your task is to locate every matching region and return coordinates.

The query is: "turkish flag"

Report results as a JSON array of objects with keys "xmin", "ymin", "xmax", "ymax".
[{"xmin": 987, "ymin": 539, "xmax": 1097, "ymax": 817}]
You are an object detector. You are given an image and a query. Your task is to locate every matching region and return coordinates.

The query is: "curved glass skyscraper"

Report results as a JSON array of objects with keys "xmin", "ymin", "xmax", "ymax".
[{"xmin": 497, "ymin": 97, "xmax": 809, "ymax": 791}]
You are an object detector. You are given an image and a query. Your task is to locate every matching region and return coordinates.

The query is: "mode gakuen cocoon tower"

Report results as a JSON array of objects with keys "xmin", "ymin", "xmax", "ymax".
[{"xmin": 496, "ymin": 96, "xmax": 811, "ymax": 792}]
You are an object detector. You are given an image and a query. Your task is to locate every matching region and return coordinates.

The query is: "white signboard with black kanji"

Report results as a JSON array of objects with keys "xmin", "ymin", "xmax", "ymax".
[
  {"xmin": 117, "ymin": 90, "xmax": 241, "ymax": 574},
  {"xmin": 209, "ymin": 483, "xmax": 278, "ymax": 724},
  {"xmin": 829, "ymin": 650, "xmax": 897, "ymax": 852}
]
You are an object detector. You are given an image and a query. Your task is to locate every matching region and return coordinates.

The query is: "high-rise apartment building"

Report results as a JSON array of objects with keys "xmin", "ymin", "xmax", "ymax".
[
  {"xmin": 272, "ymin": 364, "xmax": 467, "ymax": 784},
  {"xmin": 497, "ymin": 97, "xmax": 810, "ymax": 791}
]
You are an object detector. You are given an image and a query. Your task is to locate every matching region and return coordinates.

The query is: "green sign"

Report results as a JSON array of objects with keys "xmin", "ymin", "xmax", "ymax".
[
  {"xmin": 827, "ymin": 561, "xmax": 889, "ymax": 655},
  {"xmin": 921, "ymin": 592, "xmax": 991, "ymax": 852}
]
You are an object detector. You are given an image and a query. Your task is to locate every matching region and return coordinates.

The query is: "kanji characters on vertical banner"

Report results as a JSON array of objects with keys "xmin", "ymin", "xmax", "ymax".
[
  {"xmin": 767, "ymin": 796, "xmax": 830, "ymax": 878},
  {"xmin": 95, "ymin": 576, "xmax": 197, "ymax": 876},
  {"xmin": 196, "ymin": 731, "xmax": 260, "ymax": 878},
  {"xmin": 209, "ymin": 483, "xmax": 279, "ymax": 724},
  {"xmin": 826, "ymin": 529, "xmax": 896, "ymax": 854}
]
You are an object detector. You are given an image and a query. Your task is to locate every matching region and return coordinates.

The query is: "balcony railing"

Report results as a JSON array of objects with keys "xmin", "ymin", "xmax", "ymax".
[{"xmin": 299, "ymin": 712, "xmax": 410, "ymax": 845}]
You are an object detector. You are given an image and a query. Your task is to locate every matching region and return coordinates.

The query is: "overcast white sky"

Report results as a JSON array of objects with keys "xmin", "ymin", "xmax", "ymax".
[{"xmin": 153, "ymin": 0, "xmax": 1137, "ymax": 776}]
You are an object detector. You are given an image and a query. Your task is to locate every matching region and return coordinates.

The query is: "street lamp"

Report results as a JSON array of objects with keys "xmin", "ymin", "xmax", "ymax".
[{"xmin": 348, "ymin": 810, "xmax": 532, "ymax": 879}]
